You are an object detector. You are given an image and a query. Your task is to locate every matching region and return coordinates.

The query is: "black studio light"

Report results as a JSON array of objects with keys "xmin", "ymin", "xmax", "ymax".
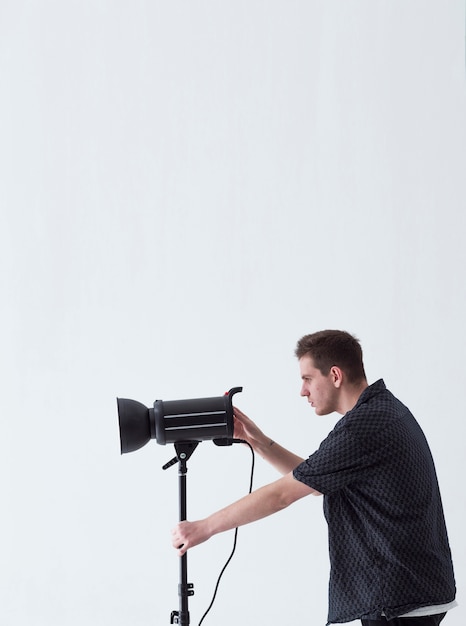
[
  {"xmin": 116, "ymin": 386, "xmax": 244, "ymax": 625},
  {"xmin": 117, "ymin": 387, "xmax": 243, "ymax": 453}
]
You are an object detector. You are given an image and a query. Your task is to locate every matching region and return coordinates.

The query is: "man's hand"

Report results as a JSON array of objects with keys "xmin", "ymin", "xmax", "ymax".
[
  {"xmin": 234, "ymin": 406, "xmax": 305, "ymax": 474},
  {"xmin": 171, "ymin": 520, "xmax": 211, "ymax": 557},
  {"xmin": 233, "ymin": 406, "xmax": 266, "ymax": 445}
]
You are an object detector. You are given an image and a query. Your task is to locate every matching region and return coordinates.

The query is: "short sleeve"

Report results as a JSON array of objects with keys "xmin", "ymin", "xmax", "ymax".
[{"xmin": 293, "ymin": 421, "xmax": 388, "ymax": 495}]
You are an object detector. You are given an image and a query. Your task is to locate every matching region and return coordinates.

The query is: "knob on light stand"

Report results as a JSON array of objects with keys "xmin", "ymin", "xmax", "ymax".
[{"xmin": 117, "ymin": 387, "xmax": 243, "ymax": 625}]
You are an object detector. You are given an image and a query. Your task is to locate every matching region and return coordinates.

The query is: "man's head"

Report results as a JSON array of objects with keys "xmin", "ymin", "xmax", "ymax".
[
  {"xmin": 295, "ymin": 330, "xmax": 367, "ymax": 415},
  {"xmin": 295, "ymin": 330, "xmax": 366, "ymax": 383}
]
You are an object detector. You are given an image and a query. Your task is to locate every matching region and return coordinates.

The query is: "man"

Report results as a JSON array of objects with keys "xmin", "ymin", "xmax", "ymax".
[{"xmin": 171, "ymin": 330, "xmax": 456, "ymax": 625}]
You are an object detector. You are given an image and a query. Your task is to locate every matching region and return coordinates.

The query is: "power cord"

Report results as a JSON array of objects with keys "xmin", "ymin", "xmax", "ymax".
[{"xmin": 198, "ymin": 439, "xmax": 255, "ymax": 625}]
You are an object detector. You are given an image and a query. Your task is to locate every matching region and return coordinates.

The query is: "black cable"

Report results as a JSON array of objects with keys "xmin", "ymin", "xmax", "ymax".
[{"xmin": 197, "ymin": 440, "xmax": 255, "ymax": 626}]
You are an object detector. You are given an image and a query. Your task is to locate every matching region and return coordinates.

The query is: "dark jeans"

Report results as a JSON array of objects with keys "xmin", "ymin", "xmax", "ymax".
[{"xmin": 361, "ymin": 613, "xmax": 446, "ymax": 626}]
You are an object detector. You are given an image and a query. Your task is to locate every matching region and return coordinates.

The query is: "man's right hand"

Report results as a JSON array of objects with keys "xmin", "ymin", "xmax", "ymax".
[
  {"xmin": 233, "ymin": 406, "xmax": 305, "ymax": 475},
  {"xmin": 233, "ymin": 406, "xmax": 266, "ymax": 445}
]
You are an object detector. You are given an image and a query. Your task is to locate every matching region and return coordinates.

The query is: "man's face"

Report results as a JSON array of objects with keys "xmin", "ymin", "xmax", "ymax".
[{"xmin": 299, "ymin": 355, "xmax": 340, "ymax": 416}]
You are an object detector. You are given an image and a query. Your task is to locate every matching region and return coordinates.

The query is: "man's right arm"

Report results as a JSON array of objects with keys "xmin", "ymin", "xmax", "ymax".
[{"xmin": 234, "ymin": 407, "xmax": 305, "ymax": 475}]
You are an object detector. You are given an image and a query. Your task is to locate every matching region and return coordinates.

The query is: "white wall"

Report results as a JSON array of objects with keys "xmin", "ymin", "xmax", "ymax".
[{"xmin": 1, "ymin": 2, "xmax": 465, "ymax": 624}]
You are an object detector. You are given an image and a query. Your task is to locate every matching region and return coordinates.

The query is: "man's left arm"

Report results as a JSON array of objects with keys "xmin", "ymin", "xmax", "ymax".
[{"xmin": 171, "ymin": 472, "xmax": 321, "ymax": 556}]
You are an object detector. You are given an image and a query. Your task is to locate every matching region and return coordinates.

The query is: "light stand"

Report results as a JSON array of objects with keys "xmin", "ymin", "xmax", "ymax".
[
  {"xmin": 163, "ymin": 441, "xmax": 199, "ymax": 625},
  {"xmin": 116, "ymin": 387, "xmax": 243, "ymax": 625}
]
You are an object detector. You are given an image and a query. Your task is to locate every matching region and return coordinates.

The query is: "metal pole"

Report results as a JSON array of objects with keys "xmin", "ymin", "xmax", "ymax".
[{"xmin": 169, "ymin": 442, "xmax": 198, "ymax": 625}]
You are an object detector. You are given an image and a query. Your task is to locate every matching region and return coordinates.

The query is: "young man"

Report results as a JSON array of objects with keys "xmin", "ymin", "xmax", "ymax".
[{"xmin": 171, "ymin": 330, "xmax": 456, "ymax": 625}]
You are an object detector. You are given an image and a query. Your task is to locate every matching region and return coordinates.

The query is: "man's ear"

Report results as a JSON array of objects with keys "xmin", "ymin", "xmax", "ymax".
[{"xmin": 330, "ymin": 366, "xmax": 343, "ymax": 388}]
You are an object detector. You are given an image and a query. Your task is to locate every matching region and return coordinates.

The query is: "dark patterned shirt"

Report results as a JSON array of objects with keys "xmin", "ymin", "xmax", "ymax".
[{"xmin": 293, "ymin": 379, "xmax": 456, "ymax": 624}]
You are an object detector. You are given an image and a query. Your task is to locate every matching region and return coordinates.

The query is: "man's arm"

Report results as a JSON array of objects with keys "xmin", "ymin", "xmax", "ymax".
[
  {"xmin": 171, "ymin": 472, "xmax": 321, "ymax": 556},
  {"xmin": 233, "ymin": 407, "xmax": 305, "ymax": 474}
]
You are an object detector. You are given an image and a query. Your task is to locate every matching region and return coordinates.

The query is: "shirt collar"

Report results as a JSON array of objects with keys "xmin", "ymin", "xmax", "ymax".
[{"xmin": 352, "ymin": 378, "xmax": 386, "ymax": 411}]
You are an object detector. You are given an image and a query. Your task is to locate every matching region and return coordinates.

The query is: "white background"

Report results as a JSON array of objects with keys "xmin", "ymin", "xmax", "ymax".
[{"xmin": 1, "ymin": 2, "xmax": 465, "ymax": 625}]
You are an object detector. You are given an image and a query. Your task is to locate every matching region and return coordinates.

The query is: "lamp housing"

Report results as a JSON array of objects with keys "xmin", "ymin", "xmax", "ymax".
[{"xmin": 117, "ymin": 387, "xmax": 242, "ymax": 453}]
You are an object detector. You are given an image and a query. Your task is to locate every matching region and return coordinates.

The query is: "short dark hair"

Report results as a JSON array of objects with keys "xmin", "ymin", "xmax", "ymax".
[{"xmin": 295, "ymin": 330, "xmax": 366, "ymax": 384}]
